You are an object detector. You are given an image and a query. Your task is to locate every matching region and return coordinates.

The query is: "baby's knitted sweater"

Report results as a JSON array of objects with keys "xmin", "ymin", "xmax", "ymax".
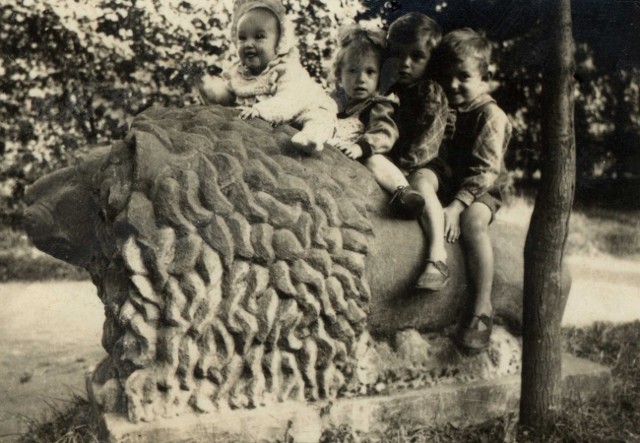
[{"xmin": 226, "ymin": 52, "xmax": 337, "ymax": 124}]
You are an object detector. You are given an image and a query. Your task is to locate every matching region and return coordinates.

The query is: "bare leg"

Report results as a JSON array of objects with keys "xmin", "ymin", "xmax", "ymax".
[
  {"xmin": 291, "ymin": 109, "xmax": 336, "ymax": 152},
  {"xmin": 363, "ymin": 154, "xmax": 409, "ymax": 193},
  {"xmin": 409, "ymin": 169, "xmax": 448, "ymax": 288},
  {"xmin": 460, "ymin": 202, "xmax": 494, "ymax": 321}
]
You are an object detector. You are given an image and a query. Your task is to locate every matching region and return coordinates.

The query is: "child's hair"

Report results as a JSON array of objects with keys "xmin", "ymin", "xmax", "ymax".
[
  {"xmin": 432, "ymin": 28, "xmax": 493, "ymax": 77},
  {"xmin": 387, "ymin": 12, "xmax": 442, "ymax": 51},
  {"xmin": 332, "ymin": 25, "xmax": 386, "ymax": 84}
]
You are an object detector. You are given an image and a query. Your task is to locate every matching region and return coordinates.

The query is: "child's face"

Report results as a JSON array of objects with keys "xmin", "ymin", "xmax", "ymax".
[
  {"xmin": 387, "ymin": 37, "xmax": 432, "ymax": 86},
  {"xmin": 439, "ymin": 58, "xmax": 487, "ymax": 107},
  {"xmin": 340, "ymin": 49, "xmax": 380, "ymax": 102},
  {"xmin": 236, "ymin": 9, "xmax": 279, "ymax": 75}
]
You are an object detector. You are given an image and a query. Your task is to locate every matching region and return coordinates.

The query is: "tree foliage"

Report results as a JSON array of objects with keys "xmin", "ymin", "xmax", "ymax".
[
  {"xmin": 1, "ymin": 0, "xmax": 638, "ymax": 214},
  {"xmin": 365, "ymin": 0, "xmax": 640, "ymax": 182},
  {"xmin": 0, "ymin": 0, "xmax": 372, "ymax": 211}
]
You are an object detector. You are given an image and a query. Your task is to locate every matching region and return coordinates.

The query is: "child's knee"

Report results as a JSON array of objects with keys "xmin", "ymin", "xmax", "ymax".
[
  {"xmin": 409, "ymin": 168, "xmax": 439, "ymax": 192},
  {"xmin": 461, "ymin": 205, "xmax": 492, "ymax": 238},
  {"xmin": 462, "ymin": 217, "xmax": 489, "ymax": 237}
]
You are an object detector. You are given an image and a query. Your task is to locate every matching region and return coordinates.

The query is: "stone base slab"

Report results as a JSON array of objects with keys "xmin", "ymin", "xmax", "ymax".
[{"xmin": 99, "ymin": 354, "xmax": 611, "ymax": 443}]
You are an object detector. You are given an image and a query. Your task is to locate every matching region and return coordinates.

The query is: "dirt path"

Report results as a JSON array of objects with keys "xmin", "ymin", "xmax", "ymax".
[
  {"xmin": 0, "ymin": 281, "xmax": 105, "ymax": 442},
  {"xmin": 563, "ymin": 254, "xmax": 640, "ymax": 326},
  {"xmin": 0, "ymin": 255, "xmax": 638, "ymax": 440}
]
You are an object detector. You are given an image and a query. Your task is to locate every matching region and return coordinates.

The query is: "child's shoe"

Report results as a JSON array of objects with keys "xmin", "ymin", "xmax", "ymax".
[
  {"xmin": 389, "ymin": 186, "xmax": 425, "ymax": 218},
  {"xmin": 415, "ymin": 259, "xmax": 449, "ymax": 291},
  {"xmin": 455, "ymin": 314, "xmax": 493, "ymax": 355}
]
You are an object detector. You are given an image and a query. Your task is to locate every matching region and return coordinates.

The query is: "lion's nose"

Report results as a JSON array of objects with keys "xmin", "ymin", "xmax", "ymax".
[{"xmin": 23, "ymin": 205, "xmax": 52, "ymax": 240}]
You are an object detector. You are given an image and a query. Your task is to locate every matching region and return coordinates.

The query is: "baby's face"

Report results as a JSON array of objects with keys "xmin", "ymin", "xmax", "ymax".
[
  {"xmin": 439, "ymin": 57, "xmax": 487, "ymax": 107},
  {"xmin": 236, "ymin": 9, "xmax": 279, "ymax": 75},
  {"xmin": 387, "ymin": 37, "xmax": 432, "ymax": 86},
  {"xmin": 340, "ymin": 49, "xmax": 380, "ymax": 102}
]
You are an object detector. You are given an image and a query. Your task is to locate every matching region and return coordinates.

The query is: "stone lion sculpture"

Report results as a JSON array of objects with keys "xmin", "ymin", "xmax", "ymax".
[{"xmin": 24, "ymin": 105, "xmax": 569, "ymax": 423}]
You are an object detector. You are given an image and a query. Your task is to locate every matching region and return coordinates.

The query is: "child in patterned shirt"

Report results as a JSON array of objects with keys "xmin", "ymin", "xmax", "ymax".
[
  {"xmin": 384, "ymin": 13, "xmax": 451, "ymax": 291},
  {"xmin": 430, "ymin": 28, "xmax": 512, "ymax": 353},
  {"xmin": 328, "ymin": 24, "xmax": 425, "ymax": 217}
]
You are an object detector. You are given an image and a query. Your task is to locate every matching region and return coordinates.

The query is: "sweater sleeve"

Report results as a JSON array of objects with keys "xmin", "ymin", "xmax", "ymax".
[
  {"xmin": 357, "ymin": 100, "xmax": 399, "ymax": 158},
  {"xmin": 396, "ymin": 81, "xmax": 448, "ymax": 170},
  {"xmin": 454, "ymin": 104, "xmax": 512, "ymax": 206},
  {"xmin": 197, "ymin": 74, "xmax": 235, "ymax": 106}
]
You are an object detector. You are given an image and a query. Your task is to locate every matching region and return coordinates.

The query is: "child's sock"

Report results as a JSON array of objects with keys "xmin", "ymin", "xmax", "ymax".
[{"xmin": 291, "ymin": 131, "xmax": 325, "ymax": 152}]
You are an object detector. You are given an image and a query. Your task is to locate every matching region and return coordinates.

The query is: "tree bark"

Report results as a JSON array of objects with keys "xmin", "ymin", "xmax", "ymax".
[{"xmin": 519, "ymin": 0, "xmax": 576, "ymax": 434}]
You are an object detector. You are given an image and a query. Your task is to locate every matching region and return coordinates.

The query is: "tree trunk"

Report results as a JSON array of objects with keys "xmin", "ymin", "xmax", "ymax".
[{"xmin": 519, "ymin": 0, "xmax": 576, "ymax": 434}]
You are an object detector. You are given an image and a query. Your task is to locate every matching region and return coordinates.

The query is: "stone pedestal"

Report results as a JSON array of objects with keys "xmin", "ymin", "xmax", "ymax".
[
  {"xmin": 25, "ymin": 105, "xmax": 580, "ymax": 439},
  {"xmin": 97, "ymin": 354, "xmax": 610, "ymax": 443}
]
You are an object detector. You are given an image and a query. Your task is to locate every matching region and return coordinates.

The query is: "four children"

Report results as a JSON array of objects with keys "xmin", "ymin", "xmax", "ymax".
[{"xmin": 198, "ymin": 2, "xmax": 512, "ymax": 354}]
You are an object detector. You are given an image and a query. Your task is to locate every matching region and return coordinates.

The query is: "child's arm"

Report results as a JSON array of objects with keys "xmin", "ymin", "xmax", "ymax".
[
  {"xmin": 443, "ymin": 199, "xmax": 465, "ymax": 243},
  {"xmin": 452, "ymin": 104, "xmax": 511, "ymax": 207},
  {"xmin": 333, "ymin": 98, "xmax": 398, "ymax": 160},
  {"xmin": 396, "ymin": 82, "xmax": 448, "ymax": 170},
  {"xmin": 356, "ymin": 99, "xmax": 399, "ymax": 159},
  {"xmin": 443, "ymin": 104, "xmax": 510, "ymax": 243},
  {"xmin": 197, "ymin": 75, "xmax": 235, "ymax": 106}
]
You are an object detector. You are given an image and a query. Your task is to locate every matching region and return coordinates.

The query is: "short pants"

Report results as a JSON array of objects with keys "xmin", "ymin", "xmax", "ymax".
[{"xmin": 415, "ymin": 158, "xmax": 503, "ymax": 222}]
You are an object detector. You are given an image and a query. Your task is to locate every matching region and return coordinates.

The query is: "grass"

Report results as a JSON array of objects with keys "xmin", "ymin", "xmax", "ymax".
[
  {"xmin": 17, "ymin": 395, "xmax": 101, "ymax": 443},
  {"xmin": 319, "ymin": 322, "xmax": 640, "ymax": 443},
  {"xmin": 0, "ymin": 226, "xmax": 88, "ymax": 282},
  {"xmin": 498, "ymin": 194, "xmax": 640, "ymax": 258},
  {"xmin": 15, "ymin": 322, "xmax": 640, "ymax": 442},
  {"xmin": 568, "ymin": 204, "xmax": 640, "ymax": 258},
  {"xmin": 6, "ymin": 194, "xmax": 640, "ymax": 441}
]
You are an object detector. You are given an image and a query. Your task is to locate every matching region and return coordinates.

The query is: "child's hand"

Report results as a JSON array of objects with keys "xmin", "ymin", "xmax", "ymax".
[
  {"xmin": 238, "ymin": 106, "xmax": 260, "ymax": 120},
  {"xmin": 444, "ymin": 110, "xmax": 457, "ymax": 140},
  {"xmin": 337, "ymin": 142, "xmax": 363, "ymax": 160},
  {"xmin": 444, "ymin": 200, "xmax": 465, "ymax": 243},
  {"xmin": 198, "ymin": 75, "xmax": 234, "ymax": 106}
]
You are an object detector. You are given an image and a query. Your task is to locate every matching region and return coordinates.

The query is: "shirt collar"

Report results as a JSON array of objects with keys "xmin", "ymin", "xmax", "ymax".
[
  {"xmin": 453, "ymin": 93, "xmax": 495, "ymax": 113},
  {"xmin": 335, "ymin": 91, "xmax": 399, "ymax": 115}
]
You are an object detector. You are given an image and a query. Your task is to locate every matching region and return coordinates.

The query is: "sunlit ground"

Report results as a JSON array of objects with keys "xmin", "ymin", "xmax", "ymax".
[{"xmin": 1, "ymin": 195, "xmax": 639, "ymax": 441}]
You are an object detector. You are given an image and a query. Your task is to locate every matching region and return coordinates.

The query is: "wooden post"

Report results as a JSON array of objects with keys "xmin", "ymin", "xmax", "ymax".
[{"xmin": 519, "ymin": 0, "xmax": 576, "ymax": 433}]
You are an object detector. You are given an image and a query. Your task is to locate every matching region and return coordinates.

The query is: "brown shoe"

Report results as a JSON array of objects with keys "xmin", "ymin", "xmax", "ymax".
[
  {"xmin": 415, "ymin": 260, "xmax": 450, "ymax": 291},
  {"xmin": 389, "ymin": 186, "xmax": 425, "ymax": 218},
  {"xmin": 456, "ymin": 314, "xmax": 493, "ymax": 355}
]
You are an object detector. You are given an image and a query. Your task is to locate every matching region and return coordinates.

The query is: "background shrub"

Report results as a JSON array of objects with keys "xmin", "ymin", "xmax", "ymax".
[
  {"xmin": 2, "ymin": 0, "xmax": 639, "ymax": 220},
  {"xmin": 0, "ymin": 0, "xmax": 376, "ymax": 215}
]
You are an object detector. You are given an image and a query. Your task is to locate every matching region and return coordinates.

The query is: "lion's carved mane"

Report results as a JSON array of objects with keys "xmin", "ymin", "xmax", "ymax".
[
  {"xmin": 24, "ymin": 105, "xmax": 568, "ymax": 424},
  {"xmin": 93, "ymin": 106, "xmax": 374, "ymax": 421}
]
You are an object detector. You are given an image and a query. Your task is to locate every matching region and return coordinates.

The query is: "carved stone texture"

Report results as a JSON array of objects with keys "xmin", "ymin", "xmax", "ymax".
[{"xmin": 23, "ymin": 105, "xmax": 570, "ymax": 423}]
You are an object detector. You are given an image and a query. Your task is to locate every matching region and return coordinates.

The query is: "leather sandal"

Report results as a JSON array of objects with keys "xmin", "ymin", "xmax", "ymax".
[
  {"xmin": 456, "ymin": 314, "xmax": 493, "ymax": 354},
  {"xmin": 415, "ymin": 260, "xmax": 450, "ymax": 291}
]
